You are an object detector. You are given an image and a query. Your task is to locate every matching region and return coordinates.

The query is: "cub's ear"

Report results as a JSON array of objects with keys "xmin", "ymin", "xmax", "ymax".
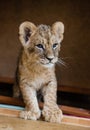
[
  {"xmin": 19, "ymin": 21, "xmax": 37, "ymax": 47},
  {"xmin": 52, "ymin": 22, "xmax": 64, "ymax": 42}
]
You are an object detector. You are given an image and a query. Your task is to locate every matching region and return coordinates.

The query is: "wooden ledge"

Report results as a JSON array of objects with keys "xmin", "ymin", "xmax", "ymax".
[
  {"xmin": 0, "ymin": 95, "xmax": 90, "ymax": 118},
  {"xmin": 0, "ymin": 114, "xmax": 90, "ymax": 130},
  {"xmin": 0, "ymin": 107, "xmax": 90, "ymax": 127},
  {"xmin": 0, "ymin": 96, "xmax": 90, "ymax": 128}
]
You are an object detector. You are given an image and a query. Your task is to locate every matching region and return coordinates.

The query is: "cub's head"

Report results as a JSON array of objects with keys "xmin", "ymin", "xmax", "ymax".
[{"xmin": 19, "ymin": 21, "xmax": 64, "ymax": 67}]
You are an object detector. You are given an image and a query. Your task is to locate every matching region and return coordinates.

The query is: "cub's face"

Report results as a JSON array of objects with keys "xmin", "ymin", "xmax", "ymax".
[{"xmin": 19, "ymin": 22, "xmax": 64, "ymax": 67}]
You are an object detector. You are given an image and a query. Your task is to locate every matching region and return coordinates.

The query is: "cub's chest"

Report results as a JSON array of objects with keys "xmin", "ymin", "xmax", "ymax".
[
  {"xmin": 26, "ymin": 69, "xmax": 55, "ymax": 90},
  {"xmin": 20, "ymin": 63, "xmax": 55, "ymax": 90}
]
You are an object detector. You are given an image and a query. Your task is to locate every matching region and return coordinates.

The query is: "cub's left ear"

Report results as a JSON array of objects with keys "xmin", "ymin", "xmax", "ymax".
[
  {"xmin": 19, "ymin": 21, "xmax": 37, "ymax": 47},
  {"xmin": 52, "ymin": 22, "xmax": 64, "ymax": 42}
]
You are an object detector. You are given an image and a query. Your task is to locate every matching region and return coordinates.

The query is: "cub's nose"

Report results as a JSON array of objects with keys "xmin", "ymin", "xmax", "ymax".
[{"xmin": 46, "ymin": 56, "xmax": 54, "ymax": 62}]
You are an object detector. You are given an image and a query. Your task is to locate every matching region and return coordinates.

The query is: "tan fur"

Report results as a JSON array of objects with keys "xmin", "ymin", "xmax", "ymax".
[{"xmin": 13, "ymin": 21, "xmax": 64, "ymax": 123}]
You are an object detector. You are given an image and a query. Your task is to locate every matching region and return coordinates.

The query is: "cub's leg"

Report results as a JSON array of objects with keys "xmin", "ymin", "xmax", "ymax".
[
  {"xmin": 13, "ymin": 83, "xmax": 21, "ymax": 98},
  {"xmin": 20, "ymin": 84, "xmax": 41, "ymax": 120},
  {"xmin": 42, "ymin": 81, "xmax": 63, "ymax": 123}
]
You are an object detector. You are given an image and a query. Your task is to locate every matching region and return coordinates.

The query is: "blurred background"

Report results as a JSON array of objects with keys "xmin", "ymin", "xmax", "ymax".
[{"xmin": 0, "ymin": 0, "xmax": 90, "ymax": 109}]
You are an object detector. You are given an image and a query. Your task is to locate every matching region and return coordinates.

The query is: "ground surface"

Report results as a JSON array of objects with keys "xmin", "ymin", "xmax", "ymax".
[{"xmin": 0, "ymin": 116, "xmax": 90, "ymax": 130}]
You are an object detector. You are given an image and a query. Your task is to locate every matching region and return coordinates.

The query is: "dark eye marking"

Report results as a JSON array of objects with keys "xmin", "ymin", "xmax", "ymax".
[
  {"xmin": 36, "ymin": 44, "xmax": 44, "ymax": 50},
  {"xmin": 53, "ymin": 43, "xmax": 58, "ymax": 49}
]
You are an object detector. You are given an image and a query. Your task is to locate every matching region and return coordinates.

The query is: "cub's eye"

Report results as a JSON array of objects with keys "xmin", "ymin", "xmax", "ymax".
[
  {"xmin": 53, "ymin": 43, "xmax": 58, "ymax": 49},
  {"xmin": 36, "ymin": 44, "xmax": 44, "ymax": 49}
]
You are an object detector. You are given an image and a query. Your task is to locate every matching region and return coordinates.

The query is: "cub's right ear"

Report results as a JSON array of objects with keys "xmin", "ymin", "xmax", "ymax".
[{"xmin": 19, "ymin": 21, "xmax": 37, "ymax": 47}]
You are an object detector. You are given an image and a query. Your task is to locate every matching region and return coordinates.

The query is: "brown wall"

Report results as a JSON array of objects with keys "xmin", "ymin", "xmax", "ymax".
[{"xmin": 0, "ymin": 0, "xmax": 90, "ymax": 89}]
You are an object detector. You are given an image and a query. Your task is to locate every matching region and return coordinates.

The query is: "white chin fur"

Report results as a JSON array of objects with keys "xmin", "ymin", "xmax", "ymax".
[{"xmin": 43, "ymin": 63, "xmax": 54, "ymax": 68}]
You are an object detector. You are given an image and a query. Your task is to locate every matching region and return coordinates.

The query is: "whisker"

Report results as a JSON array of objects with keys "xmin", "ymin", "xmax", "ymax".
[
  {"xmin": 57, "ymin": 58, "xmax": 67, "ymax": 67},
  {"xmin": 60, "ymin": 57, "xmax": 73, "ymax": 60}
]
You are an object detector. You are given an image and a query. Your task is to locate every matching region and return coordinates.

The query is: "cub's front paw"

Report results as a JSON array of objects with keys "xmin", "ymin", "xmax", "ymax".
[
  {"xmin": 20, "ymin": 110, "xmax": 41, "ymax": 120},
  {"xmin": 42, "ymin": 106, "xmax": 63, "ymax": 123}
]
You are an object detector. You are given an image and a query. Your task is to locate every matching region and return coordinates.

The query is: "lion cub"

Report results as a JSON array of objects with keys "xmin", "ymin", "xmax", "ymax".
[{"xmin": 13, "ymin": 21, "xmax": 64, "ymax": 123}]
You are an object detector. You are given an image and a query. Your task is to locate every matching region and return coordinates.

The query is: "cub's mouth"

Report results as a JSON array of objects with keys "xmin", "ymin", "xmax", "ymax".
[{"xmin": 39, "ymin": 57, "xmax": 57, "ymax": 67}]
